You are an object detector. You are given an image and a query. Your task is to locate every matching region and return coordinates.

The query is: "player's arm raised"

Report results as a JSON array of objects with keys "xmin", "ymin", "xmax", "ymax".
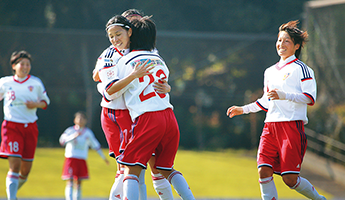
[{"xmin": 106, "ymin": 59, "xmax": 154, "ymax": 95}]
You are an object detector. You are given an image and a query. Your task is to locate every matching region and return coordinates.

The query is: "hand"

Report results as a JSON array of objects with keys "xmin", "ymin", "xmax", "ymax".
[
  {"xmin": 153, "ymin": 79, "xmax": 171, "ymax": 94},
  {"xmin": 131, "ymin": 59, "xmax": 155, "ymax": 79},
  {"xmin": 93, "ymin": 70, "xmax": 100, "ymax": 82},
  {"xmin": 105, "ymin": 159, "xmax": 109, "ymax": 165},
  {"xmin": 267, "ymin": 89, "xmax": 286, "ymax": 100},
  {"xmin": 226, "ymin": 106, "xmax": 243, "ymax": 118}
]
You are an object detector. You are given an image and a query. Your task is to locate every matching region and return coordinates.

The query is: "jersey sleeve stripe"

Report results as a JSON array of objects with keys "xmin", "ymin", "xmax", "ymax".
[
  {"xmin": 105, "ymin": 79, "xmax": 119, "ymax": 91},
  {"xmin": 40, "ymin": 100, "xmax": 48, "ymax": 110},
  {"xmin": 303, "ymin": 92, "xmax": 315, "ymax": 105},
  {"xmin": 102, "ymin": 91, "xmax": 111, "ymax": 103},
  {"xmin": 105, "ymin": 48, "xmax": 116, "ymax": 58},
  {"xmin": 295, "ymin": 60, "xmax": 312, "ymax": 81},
  {"xmin": 103, "ymin": 63, "xmax": 115, "ymax": 68},
  {"xmin": 256, "ymin": 101, "xmax": 268, "ymax": 112},
  {"xmin": 301, "ymin": 77, "xmax": 313, "ymax": 82}
]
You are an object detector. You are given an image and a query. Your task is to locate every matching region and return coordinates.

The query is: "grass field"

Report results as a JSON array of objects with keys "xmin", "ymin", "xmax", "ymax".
[{"xmin": 0, "ymin": 148, "xmax": 331, "ymax": 199}]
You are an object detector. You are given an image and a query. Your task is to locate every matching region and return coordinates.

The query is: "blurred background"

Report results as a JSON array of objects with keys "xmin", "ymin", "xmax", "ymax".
[{"xmin": 0, "ymin": 0, "xmax": 344, "ymax": 167}]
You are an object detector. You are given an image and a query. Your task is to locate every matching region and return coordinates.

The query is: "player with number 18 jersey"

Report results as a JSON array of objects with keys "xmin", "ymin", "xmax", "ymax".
[{"xmin": 0, "ymin": 75, "xmax": 50, "ymax": 160}]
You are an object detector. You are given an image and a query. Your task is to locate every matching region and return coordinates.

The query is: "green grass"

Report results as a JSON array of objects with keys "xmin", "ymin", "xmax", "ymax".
[{"xmin": 0, "ymin": 148, "xmax": 331, "ymax": 199}]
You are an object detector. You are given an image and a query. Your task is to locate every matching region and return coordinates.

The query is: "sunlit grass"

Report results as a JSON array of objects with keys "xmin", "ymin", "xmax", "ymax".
[{"xmin": 0, "ymin": 148, "xmax": 331, "ymax": 199}]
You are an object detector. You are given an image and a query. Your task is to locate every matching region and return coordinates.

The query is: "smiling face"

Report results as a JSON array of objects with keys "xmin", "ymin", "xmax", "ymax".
[
  {"xmin": 107, "ymin": 25, "xmax": 132, "ymax": 50},
  {"xmin": 276, "ymin": 31, "xmax": 300, "ymax": 60},
  {"xmin": 12, "ymin": 58, "xmax": 31, "ymax": 78}
]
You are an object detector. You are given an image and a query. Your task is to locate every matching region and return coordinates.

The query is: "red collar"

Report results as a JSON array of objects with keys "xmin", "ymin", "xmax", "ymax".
[
  {"xmin": 13, "ymin": 75, "xmax": 31, "ymax": 83},
  {"xmin": 275, "ymin": 58, "xmax": 298, "ymax": 70},
  {"xmin": 114, "ymin": 47, "xmax": 124, "ymax": 56}
]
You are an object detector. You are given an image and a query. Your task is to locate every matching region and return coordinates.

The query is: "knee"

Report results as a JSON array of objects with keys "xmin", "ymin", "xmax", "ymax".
[
  {"xmin": 258, "ymin": 166, "xmax": 273, "ymax": 179},
  {"xmin": 66, "ymin": 179, "xmax": 73, "ymax": 186},
  {"xmin": 126, "ymin": 165, "xmax": 144, "ymax": 177},
  {"xmin": 282, "ymin": 174, "xmax": 298, "ymax": 188},
  {"xmin": 157, "ymin": 169, "xmax": 174, "ymax": 180}
]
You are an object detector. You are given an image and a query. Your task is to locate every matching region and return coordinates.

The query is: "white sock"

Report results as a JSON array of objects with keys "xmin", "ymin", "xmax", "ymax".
[
  {"xmin": 109, "ymin": 170, "xmax": 124, "ymax": 200},
  {"xmin": 138, "ymin": 169, "xmax": 147, "ymax": 200},
  {"xmin": 292, "ymin": 176, "xmax": 325, "ymax": 200},
  {"xmin": 259, "ymin": 176, "xmax": 278, "ymax": 200},
  {"xmin": 152, "ymin": 172, "xmax": 174, "ymax": 200},
  {"xmin": 6, "ymin": 171, "xmax": 19, "ymax": 200},
  {"xmin": 123, "ymin": 174, "xmax": 139, "ymax": 200},
  {"xmin": 65, "ymin": 182, "xmax": 73, "ymax": 200},
  {"xmin": 168, "ymin": 171, "xmax": 195, "ymax": 200},
  {"xmin": 74, "ymin": 184, "xmax": 81, "ymax": 200},
  {"xmin": 18, "ymin": 174, "xmax": 27, "ymax": 189}
]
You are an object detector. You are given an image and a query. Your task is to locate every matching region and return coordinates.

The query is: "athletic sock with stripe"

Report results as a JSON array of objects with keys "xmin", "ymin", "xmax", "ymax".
[
  {"xmin": 152, "ymin": 172, "xmax": 174, "ymax": 200},
  {"xmin": 168, "ymin": 171, "xmax": 195, "ymax": 200},
  {"xmin": 109, "ymin": 169, "xmax": 124, "ymax": 200},
  {"xmin": 6, "ymin": 171, "xmax": 19, "ymax": 200},
  {"xmin": 259, "ymin": 176, "xmax": 278, "ymax": 200},
  {"xmin": 291, "ymin": 176, "xmax": 326, "ymax": 200},
  {"xmin": 123, "ymin": 174, "xmax": 140, "ymax": 200}
]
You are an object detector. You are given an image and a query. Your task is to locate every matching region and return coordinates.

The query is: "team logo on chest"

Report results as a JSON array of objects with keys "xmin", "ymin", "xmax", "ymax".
[
  {"xmin": 28, "ymin": 86, "xmax": 34, "ymax": 92},
  {"xmin": 107, "ymin": 70, "xmax": 115, "ymax": 79},
  {"xmin": 282, "ymin": 73, "xmax": 290, "ymax": 81}
]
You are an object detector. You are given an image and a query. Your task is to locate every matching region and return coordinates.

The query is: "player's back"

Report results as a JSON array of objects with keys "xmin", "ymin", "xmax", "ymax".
[{"xmin": 118, "ymin": 51, "xmax": 173, "ymax": 121}]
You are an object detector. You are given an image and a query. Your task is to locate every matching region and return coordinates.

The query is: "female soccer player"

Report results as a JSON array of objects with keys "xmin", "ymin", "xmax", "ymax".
[
  {"xmin": 0, "ymin": 50, "xmax": 50, "ymax": 200},
  {"xmin": 59, "ymin": 111, "xmax": 109, "ymax": 200},
  {"xmin": 226, "ymin": 20, "xmax": 326, "ymax": 200},
  {"xmin": 93, "ymin": 10, "xmax": 173, "ymax": 200},
  {"xmin": 103, "ymin": 16, "xmax": 195, "ymax": 200}
]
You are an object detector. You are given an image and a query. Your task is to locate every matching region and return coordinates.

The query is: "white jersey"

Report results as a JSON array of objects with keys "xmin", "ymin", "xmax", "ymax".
[
  {"xmin": 59, "ymin": 125, "xmax": 102, "ymax": 160},
  {"xmin": 0, "ymin": 75, "xmax": 50, "ymax": 123},
  {"xmin": 104, "ymin": 50, "xmax": 173, "ymax": 121},
  {"xmin": 95, "ymin": 45, "xmax": 129, "ymax": 110},
  {"xmin": 255, "ymin": 55, "xmax": 317, "ymax": 124}
]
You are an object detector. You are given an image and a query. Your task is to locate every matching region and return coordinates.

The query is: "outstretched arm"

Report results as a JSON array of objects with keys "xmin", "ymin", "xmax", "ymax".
[
  {"xmin": 226, "ymin": 106, "xmax": 244, "ymax": 118},
  {"xmin": 96, "ymin": 148, "xmax": 109, "ymax": 165}
]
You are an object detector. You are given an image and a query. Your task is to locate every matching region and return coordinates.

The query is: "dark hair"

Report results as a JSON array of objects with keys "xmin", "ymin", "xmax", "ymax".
[
  {"xmin": 74, "ymin": 111, "xmax": 87, "ymax": 120},
  {"xmin": 130, "ymin": 16, "xmax": 156, "ymax": 51},
  {"xmin": 278, "ymin": 20, "xmax": 308, "ymax": 58},
  {"xmin": 10, "ymin": 50, "xmax": 31, "ymax": 66},
  {"xmin": 121, "ymin": 9, "xmax": 144, "ymax": 20},
  {"xmin": 105, "ymin": 15, "xmax": 132, "ymax": 32}
]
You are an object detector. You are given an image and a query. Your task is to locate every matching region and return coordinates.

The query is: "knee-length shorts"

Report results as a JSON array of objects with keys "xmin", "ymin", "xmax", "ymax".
[{"xmin": 257, "ymin": 121, "xmax": 307, "ymax": 175}]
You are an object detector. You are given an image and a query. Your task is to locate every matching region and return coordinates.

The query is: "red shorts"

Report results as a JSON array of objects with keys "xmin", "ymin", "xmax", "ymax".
[
  {"xmin": 0, "ymin": 120, "xmax": 38, "ymax": 161},
  {"xmin": 101, "ymin": 108, "xmax": 132, "ymax": 159},
  {"xmin": 61, "ymin": 157, "xmax": 89, "ymax": 180},
  {"xmin": 118, "ymin": 108, "xmax": 179, "ymax": 170},
  {"xmin": 257, "ymin": 121, "xmax": 307, "ymax": 175}
]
